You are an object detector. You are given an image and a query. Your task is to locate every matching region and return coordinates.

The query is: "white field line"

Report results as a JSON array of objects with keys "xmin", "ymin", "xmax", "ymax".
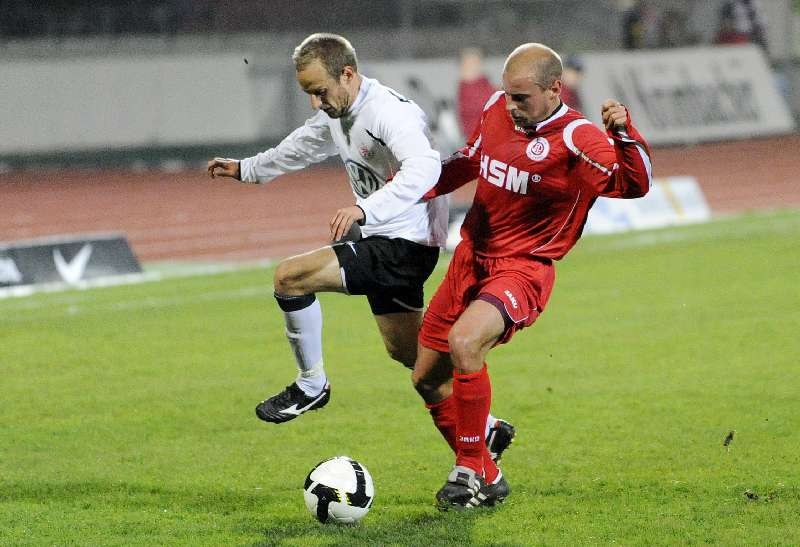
[
  {"xmin": 1, "ymin": 211, "xmax": 795, "ymax": 319},
  {"xmin": 578, "ymin": 211, "xmax": 800, "ymax": 253},
  {"xmin": 0, "ymin": 259, "xmax": 275, "ymax": 301},
  {"xmin": 0, "ymin": 284, "xmax": 274, "ymax": 324},
  {"xmin": 0, "ymin": 259, "xmax": 274, "ymax": 310},
  {"xmin": 0, "ymin": 272, "xmax": 162, "ymax": 300}
]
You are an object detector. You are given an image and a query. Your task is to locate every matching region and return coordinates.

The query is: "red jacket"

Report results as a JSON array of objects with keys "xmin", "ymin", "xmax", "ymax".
[{"xmin": 457, "ymin": 76, "xmax": 497, "ymax": 137}]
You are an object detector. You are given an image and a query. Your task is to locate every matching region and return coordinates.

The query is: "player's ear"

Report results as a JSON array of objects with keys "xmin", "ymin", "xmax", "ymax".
[
  {"xmin": 341, "ymin": 65, "xmax": 355, "ymax": 82},
  {"xmin": 549, "ymin": 78, "xmax": 562, "ymax": 98}
]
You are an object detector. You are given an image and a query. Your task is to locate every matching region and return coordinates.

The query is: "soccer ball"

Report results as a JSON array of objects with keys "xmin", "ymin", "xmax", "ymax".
[{"xmin": 303, "ymin": 456, "xmax": 374, "ymax": 524}]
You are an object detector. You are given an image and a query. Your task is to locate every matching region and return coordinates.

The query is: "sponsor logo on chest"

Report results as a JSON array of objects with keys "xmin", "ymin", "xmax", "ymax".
[
  {"xmin": 345, "ymin": 160, "xmax": 383, "ymax": 198},
  {"xmin": 479, "ymin": 153, "xmax": 542, "ymax": 195}
]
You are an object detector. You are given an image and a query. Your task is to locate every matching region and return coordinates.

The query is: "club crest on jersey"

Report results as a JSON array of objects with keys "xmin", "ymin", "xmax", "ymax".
[
  {"xmin": 358, "ymin": 145, "xmax": 372, "ymax": 159},
  {"xmin": 526, "ymin": 137, "xmax": 550, "ymax": 161}
]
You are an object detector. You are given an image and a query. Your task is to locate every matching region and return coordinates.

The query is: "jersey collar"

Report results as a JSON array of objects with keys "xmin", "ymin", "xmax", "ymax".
[
  {"xmin": 348, "ymin": 76, "xmax": 372, "ymax": 114},
  {"xmin": 535, "ymin": 102, "xmax": 568, "ymax": 132},
  {"xmin": 515, "ymin": 102, "xmax": 568, "ymax": 135}
]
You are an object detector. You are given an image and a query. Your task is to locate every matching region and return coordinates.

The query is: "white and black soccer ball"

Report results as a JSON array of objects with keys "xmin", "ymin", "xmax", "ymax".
[{"xmin": 303, "ymin": 456, "xmax": 374, "ymax": 524}]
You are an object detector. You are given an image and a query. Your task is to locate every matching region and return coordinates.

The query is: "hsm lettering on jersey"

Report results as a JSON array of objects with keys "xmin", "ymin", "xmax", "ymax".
[{"xmin": 479, "ymin": 154, "xmax": 534, "ymax": 195}]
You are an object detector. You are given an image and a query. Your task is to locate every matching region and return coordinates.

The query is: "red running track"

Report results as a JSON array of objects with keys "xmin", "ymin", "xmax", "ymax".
[{"xmin": 2, "ymin": 135, "xmax": 799, "ymax": 262}]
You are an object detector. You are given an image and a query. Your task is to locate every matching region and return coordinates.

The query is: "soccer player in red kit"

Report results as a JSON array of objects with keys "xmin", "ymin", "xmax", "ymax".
[{"xmin": 411, "ymin": 43, "xmax": 653, "ymax": 510}]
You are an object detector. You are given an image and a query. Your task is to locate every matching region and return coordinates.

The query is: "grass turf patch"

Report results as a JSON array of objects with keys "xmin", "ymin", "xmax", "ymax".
[{"xmin": 1, "ymin": 210, "xmax": 798, "ymax": 545}]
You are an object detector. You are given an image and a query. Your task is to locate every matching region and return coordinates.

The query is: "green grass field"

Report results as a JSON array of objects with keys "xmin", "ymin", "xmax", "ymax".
[{"xmin": 2, "ymin": 210, "xmax": 799, "ymax": 546}]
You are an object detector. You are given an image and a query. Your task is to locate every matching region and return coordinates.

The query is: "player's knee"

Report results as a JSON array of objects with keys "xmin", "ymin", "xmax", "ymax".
[
  {"xmin": 412, "ymin": 373, "xmax": 451, "ymax": 404},
  {"xmin": 386, "ymin": 344, "xmax": 415, "ymax": 369},
  {"xmin": 447, "ymin": 327, "xmax": 482, "ymax": 364},
  {"xmin": 274, "ymin": 258, "xmax": 307, "ymax": 295},
  {"xmin": 411, "ymin": 372, "xmax": 438, "ymax": 400}
]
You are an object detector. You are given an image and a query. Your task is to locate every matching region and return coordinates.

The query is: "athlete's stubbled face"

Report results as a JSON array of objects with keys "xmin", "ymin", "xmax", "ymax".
[
  {"xmin": 296, "ymin": 59, "xmax": 353, "ymax": 119},
  {"xmin": 501, "ymin": 68, "xmax": 561, "ymax": 131}
]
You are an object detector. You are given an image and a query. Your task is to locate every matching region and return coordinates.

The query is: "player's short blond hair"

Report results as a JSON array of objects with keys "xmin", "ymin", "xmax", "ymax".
[{"xmin": 292, "ymin": 33, "xmax": 358, "ymax": 79}]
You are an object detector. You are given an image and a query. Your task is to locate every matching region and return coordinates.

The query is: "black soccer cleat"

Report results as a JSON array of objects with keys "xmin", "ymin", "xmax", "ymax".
[
  {"xmin": 486, "ymin": 419, "xmax": 516, "ymax": 463},
  {"xmin": 470, "ymin": 473, "xmax": 510, "ymax": 508},
  {"xmin": 255, "ymin": 382, "xmax": 330, "ymax": 424},
  {"xmin": 435, "ymin": 466, "xmax": 484, "ymax": 511}
]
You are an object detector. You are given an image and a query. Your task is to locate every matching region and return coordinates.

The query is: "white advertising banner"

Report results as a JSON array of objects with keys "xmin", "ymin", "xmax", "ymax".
[
  {"xmin": 579, "ymin": 45, "xmax": 795, "ymax": 145},
  {"xmin": 0, "ymin": 54, "xmax": 261, "ymax": 153},
  {"xmin": 584, "ymin": 176, "xmax": 711, "ymax": 235},
  {"xmin": 4, "ymin": 45, "xmax": 792, "ymax": 155}
]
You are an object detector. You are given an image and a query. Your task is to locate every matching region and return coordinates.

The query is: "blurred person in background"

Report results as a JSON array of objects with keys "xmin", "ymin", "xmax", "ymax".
[
  {"xmin": 621, "ymin": 0, "xmax": 647, "ymax": 49},
  {"xmin": 714, "ymin": 0, "xmax": 767, "ymax": 48},
  {"xmin": 559, "ymin": 55, "xmax": 584, "ymax": 112},
  {"xmin": 415, "ymin": 43, "xmax": 652, "ymax": 510},
  {"xmin": 620, "ymin": 0, "xmax": 660, "ymax": 49},
  {"xmin": 457, "ymin": 47, "xmax": 497, "ymax": 139},
  {"xmin": 207, "ymin": 33, "xmax": 515, "ymax": 463},
  {"xmin": 656, "ymin": 8, "xmax": 698, "ymax": 48}
]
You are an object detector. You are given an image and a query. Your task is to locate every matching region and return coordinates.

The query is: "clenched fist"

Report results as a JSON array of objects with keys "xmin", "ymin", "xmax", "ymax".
[{"xmin": 601, "ymin": 100, "xmax": 628, "ymax": 132}]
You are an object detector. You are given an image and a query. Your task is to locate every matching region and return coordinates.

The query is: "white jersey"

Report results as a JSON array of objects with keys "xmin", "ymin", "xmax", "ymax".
[{"xmin": 239, "ymin": 76, "xmax": 448, "ymax": 247}]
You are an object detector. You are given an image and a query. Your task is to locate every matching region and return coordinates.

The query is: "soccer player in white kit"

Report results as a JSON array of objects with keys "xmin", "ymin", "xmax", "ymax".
[{"xmin": 207, "ymin": 34, "xmax": 514, "ymax": 462}]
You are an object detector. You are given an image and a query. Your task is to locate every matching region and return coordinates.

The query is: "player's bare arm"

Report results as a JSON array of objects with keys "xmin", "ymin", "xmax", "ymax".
[
  {"xmin": 206, "ymin": 157, "xmax": 240, "ymax": 179},
  {"xmin": 601, "ymin": 100, "xmax": 628, "ymax": 131},
  {"xmin": 330, "ymin": 205, "xmax": 365, "ymax": 242}
]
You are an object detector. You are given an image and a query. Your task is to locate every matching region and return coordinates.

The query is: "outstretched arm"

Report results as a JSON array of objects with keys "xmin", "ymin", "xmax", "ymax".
[
  {"xmin": 423, "ymin": 148, "xmax": 481, "ymax": 199},
  {"xmin": 206, "ymin": 110, "xmax": 337, "ymax": 184}
]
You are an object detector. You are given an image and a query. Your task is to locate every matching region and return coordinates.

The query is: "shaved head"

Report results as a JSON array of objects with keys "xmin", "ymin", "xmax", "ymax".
[
  {"xmin": 504, "ymin": 43, "xmax": 563, "ymax": 88},
  {"xmin": 501, "ymin": 43, "xmax": 564, "ymax": 129}
]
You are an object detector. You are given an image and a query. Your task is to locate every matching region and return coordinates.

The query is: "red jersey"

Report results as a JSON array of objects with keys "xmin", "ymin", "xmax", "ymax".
[{"xmin": 428, "ymin": 91, "xmax": 652, "ymax": 259}]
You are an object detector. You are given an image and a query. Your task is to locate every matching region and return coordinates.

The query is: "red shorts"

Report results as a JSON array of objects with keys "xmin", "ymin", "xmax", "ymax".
[{"xmin": 419, "ymin": 242, "xmax": 556, "ymax": 353}]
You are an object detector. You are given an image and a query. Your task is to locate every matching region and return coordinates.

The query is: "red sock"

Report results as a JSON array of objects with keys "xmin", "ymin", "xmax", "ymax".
[
  {"xmin": 483, "ymin": 446, "xmax": 499, "ymax": 483},
  {"xmin": 425, "ymin": 397, "xmax": 458, "ymax": 453},
  {"xmin": 453, "ymin": 365, "xmax": 491, "ymax": 475}
]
